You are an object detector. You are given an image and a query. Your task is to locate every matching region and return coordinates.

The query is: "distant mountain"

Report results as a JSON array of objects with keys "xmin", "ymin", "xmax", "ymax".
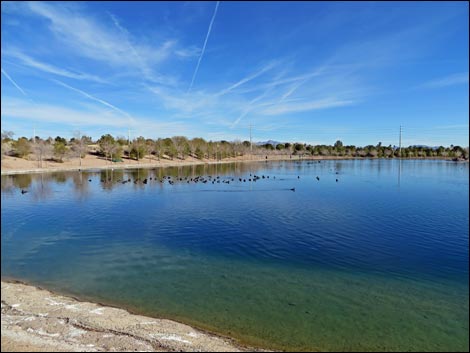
[{"xmin": 255, "ymin": 140, "xmax": 282, "ymax": 147}]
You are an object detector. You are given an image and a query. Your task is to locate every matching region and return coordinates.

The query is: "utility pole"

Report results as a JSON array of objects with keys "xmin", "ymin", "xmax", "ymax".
[
  {"xmin": 399, "ymin": 125, "xmax": 402, "ymax": 158},
  {"xmin": 249, "ymin": 123, "xmax": 253, "ymax": 160}
]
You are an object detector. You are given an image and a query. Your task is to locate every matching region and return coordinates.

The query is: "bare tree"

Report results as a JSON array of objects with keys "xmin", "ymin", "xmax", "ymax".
[
  {"xmin": 153, "ymin": 138, "xmax": 164, "ymax": 160},
  {"xmin": 33, "ymin": 140, "xmax": 53, "ymax": 168},
  {"xmin": 172, "ymin": 136, "xmax": 189, "ymax": 160},
  {"xmin": 70, "ymin": 131, "xmax": 89, "ymax": 167},
  {"xmin": 1, "ymin": 130, "xmax": 14, "ymax": 162}
]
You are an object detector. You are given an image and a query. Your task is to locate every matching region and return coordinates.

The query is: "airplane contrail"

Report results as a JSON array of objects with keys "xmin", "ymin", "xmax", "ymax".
[
  {"xmin": 1, "ymin": 68, "xmax": 27, "ymax": 96},
  {"xmin": 187, "ymin": 1, "xmax": 220, "ymax": 93},
  {"xmin": 52, "ymin": 79, "xmax": 131, "ymax": 118}
]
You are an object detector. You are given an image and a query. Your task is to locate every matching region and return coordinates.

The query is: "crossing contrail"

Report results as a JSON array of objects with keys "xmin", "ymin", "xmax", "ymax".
[
  {"xmin": 1, "ymin": 68, "xmax": 27, "ymax": 96},
  {"xmin": 187, "ymin": 1, "xmax": 220, "ymax": 93}
]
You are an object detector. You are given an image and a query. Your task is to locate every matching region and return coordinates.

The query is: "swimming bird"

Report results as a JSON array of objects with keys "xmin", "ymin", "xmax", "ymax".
[
  {"xmin": 21, "ymin": 189, "xmax": 28, "ymax": 194},
  {"xmin": 88, "ymin": 179, "xmax": 92, "ymax": 182},
  {"xmin": 290, "ymin": 187, "xmax": 295, "ymax": 192},
  {"xmin": 316, "ymin": 176, "xmax": 320, "ymax": 181},
  {"xmin": 336, "ymin": 179, "xmax": 338, "ymax": 182}
]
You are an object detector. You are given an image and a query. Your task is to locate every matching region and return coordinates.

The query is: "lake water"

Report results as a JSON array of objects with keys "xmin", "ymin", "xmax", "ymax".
[{"xmin": 1, "ymin": 159, "xmax": 468, "ymax": 351}]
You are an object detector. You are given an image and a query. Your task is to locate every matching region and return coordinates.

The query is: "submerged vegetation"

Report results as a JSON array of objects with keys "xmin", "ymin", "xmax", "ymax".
[{"xmin": 1, "ymin": 130, "xmax": 469, "ymax": 164}]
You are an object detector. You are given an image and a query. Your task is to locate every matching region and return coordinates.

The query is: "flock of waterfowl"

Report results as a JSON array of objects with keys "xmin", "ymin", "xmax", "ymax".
[{"xmin": 19, "ymin": 162, "xmax": 343, "ymax": 194}]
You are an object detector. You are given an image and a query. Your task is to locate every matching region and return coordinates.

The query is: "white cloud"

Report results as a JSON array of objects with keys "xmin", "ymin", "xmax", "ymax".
[
  {"xmin": 261, "ymin": 97, "xmax": 355, "ymax": 115},
  {"xmin": 419, "ymin": 72, "xmax": 469, "ymax": 89},
  {"xmin": 1, "ymin": 97, "xmax": 190, "ymax": 137},
  {"xmin": 3, "ymin": 50, "xmax": 106, "ymax": 83},
  {"xmin": 2, "ymin": 97, "xmax": 129, "ymax": 127},
  {"xmin": 25, "ymin": 2, "xmax": 180, "ymax": 85}
]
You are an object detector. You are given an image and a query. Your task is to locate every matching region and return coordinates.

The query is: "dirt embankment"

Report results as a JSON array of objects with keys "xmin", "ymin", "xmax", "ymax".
[{"xmin": 0, "ymin": 153, "xmax": 347, "ymax": 175}]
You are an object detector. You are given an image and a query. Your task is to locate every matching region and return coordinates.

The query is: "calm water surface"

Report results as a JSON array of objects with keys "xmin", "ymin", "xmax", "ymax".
[{"xmin": 1, "ymin": 160, "xmax": 469, "ymax": 351}]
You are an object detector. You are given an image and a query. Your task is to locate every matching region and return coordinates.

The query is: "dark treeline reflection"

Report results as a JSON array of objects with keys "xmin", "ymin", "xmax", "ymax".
[{"xmin": 1, "ymin": 162, "xmax": 294, "ymax": 200}]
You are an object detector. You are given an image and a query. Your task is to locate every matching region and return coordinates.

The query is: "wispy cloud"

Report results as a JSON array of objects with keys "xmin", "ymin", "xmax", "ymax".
[
  {"xmin": 1, "ymin": 68, "xmax": 27, "ymax": 96},
  {"xmin": 26, "ymin": 2, "xmax": 178, "ymax": 86},
  {"xmin": 1, "ymin": 97, "xmax": 191, "ymax": 137},
  {"xmin": 419, "ymin": 72, "xmax": 469, "ymax": 89},
  {"xmin": 2, "ymin": 96, "xmax": 130, "ymax": 128},
  {"xmin": 261, "ymin": 97, "xmax": 355, "ymax": 115},
  {"xmin": 4, "ymin": 50, "xmax": 106, "ymax": 83},
  {"xmin": 52, "ymin": 79, "xmax": 131, "ymax": 118},
  {"xmin": 188, "ymin": 1, "xmax": 220, "ymax": 92}
]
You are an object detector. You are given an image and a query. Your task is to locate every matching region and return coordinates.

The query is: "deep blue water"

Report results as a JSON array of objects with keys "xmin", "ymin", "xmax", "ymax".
[{"xmin": 1, "ymin": 159, "xmax": 469, "ymax": 351}]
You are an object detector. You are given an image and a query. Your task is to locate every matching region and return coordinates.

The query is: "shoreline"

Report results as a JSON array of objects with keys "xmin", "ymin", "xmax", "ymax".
[
  {"xmin": 1, "ymin": 154, "xmax": 463, "ymax": 176},
  {"xmin": 1, "ymin": 279, "xmax": 268, "ymax": 352}
]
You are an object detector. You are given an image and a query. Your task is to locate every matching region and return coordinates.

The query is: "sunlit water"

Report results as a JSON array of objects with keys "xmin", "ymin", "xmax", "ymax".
[{"xmin": 1, "ymin": 160, "xmax": 468, "ymax": 351}]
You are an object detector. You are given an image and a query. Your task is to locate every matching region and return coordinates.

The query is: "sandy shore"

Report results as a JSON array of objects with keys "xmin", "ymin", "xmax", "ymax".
[
  {"xmin": 1, "ymin": 281, "xmax": 267, "ymax": 352},
  {"xmin": 1, "ymin": 153, "xmax": 461, "ymax": 176},
  {"xmin": 0, "ymin": 153, "xmax": 359, "ymax": 175}
]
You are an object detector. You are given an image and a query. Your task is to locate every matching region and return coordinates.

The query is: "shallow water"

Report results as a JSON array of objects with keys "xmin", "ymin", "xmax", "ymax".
[{"xmin": 1, "ymin": 160, "xmax": 469, "ymax": 351}]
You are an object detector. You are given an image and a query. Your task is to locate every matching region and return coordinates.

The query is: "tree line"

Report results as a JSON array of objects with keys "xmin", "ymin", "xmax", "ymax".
[{"xmin": 1, "ymin": 130, "xmax": 468, "ymax": 164}]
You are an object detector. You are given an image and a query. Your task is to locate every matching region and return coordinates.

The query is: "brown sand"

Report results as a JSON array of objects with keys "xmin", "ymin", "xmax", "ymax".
[
  {"xmin": 1, "ymin": 281, "xmax": 268, "ymax": 352},
  {"xmin": 0, "ymin": 153, "xmax": 360, "ymax": 175}
]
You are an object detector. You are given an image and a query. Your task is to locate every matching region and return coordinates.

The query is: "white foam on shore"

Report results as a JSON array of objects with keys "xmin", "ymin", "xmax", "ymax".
[
  {"xmin": 45, "ymin": 297, "xmax": 65, "ymax": 306},
  {"xmin": 27, "ymin": 328, "xmax": 60, "ymax": 337},
  {"xmin": 69, "ymin": 326, "xmax": 87, "ymax": 337},
  {"xmin": 157, "ymin": 334, "xmax": 192, "ymax": 344},
  {"xmin": 89, "ymin": 308, "xmax": 104, "ymax": 315},
  {"xmin": 65, "ymin": 304, "xmax": 81, "ymax": 311}
]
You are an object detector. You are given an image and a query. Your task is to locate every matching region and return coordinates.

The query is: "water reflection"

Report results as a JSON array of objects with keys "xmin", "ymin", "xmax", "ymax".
[{"xmin": 2, "ymin": 162, "xmax": 293, "ymax": 200}]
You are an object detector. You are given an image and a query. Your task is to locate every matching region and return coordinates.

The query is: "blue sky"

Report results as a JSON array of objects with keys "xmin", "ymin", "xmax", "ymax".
[{"xmin": 1, "ymin": 1, "xmax": 468, "ymax": 146}]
